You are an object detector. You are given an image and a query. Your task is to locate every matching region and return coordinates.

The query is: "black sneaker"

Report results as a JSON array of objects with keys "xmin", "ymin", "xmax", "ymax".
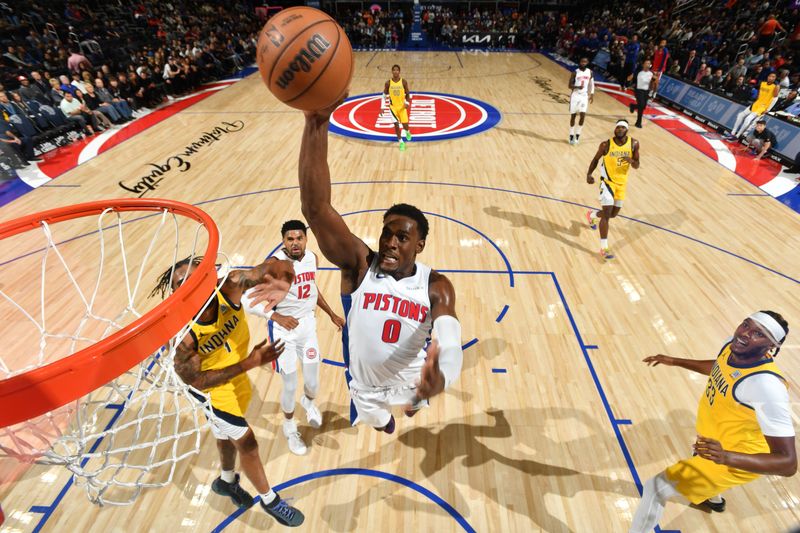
[
  {"xmin": 702, "ymin": 497, "xmax": 726, "ymax": 512},
  {"xmin": 261, "ymin": 494, "xmax": 305, "ymax": 527},
  {"xmin": 212, "ymin": 474, "xmax": 254, "ymax": 508}
]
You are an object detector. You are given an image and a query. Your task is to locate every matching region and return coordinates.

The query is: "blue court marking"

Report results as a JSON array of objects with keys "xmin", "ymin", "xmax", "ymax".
[
  {"xmin": 491, "ymin": 368, "xmax": 507, "ymax": 373},
  {"xmin": 8, "ymin": 180, "xmax": 790, "ymax": 285},
  {"xmin": 210, "ymin": 468, "xmax": 476, "ymax": 533},
  {"xmin": 455, "ymin": 51, "xmax": 464, "ymax": 68},
  {"xmin": 27, "ymin": 349, "xmax": 165, "ymax": 532},
  {"xmin": 462, "ymin": 338, "xmax": 479, "ymax": 350},
  {"xmin": 190, "ymin": 180, "xmax": 798, "ymax": 285},
  {"xmin": 615, "ymin": 419, "xmax": 633, "ymax": 425},
  {"xmin": 495, "ymin": 304, "xmax": 509, "ymax": 322},
  {"xmin": 584, "ymin": 345, "xmax": 599, "ymax": 350},
  {"xmin": 365, "ymin": 51, "xmax": 379, "ymax": 67},
  {"xmin": 322, "ymin": 358, "xmax": 347, "ymax": 368},
  {"xmin": 38, "ymin": 184, "xmax": 81, "ymax": 188},
  {"xmin": 266, "ymin": 208, "xmax": 514, "ymax": 287}
]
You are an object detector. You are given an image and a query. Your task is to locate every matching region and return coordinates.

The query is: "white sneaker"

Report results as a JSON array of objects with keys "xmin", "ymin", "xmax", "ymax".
[
  {"xmin": 301, "ymin": 396, "xmax": 322, "ymax": 428},
  {"xmin": 282, "ymin": 420, "xmax": 307, "ymax": 456}
]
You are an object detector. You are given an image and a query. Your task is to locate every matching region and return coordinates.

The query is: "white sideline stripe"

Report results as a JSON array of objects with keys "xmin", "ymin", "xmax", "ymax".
[
  {"xmin": 761, "ymin": 171, "xmax": 800, "ymax": 197},
  {"xmin": 16, "ymin": 165, "xmax": 51, "ymax": 187}
]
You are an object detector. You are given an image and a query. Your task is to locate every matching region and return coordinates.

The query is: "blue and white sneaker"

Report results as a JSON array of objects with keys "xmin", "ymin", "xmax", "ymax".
[{"xmin": 262, "ymin": 494, "xmax": 305, "ymax": 527}]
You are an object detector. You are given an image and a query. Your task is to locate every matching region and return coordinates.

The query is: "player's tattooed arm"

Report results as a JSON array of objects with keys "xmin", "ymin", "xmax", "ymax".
[
  {"xmin": 586, "ymin": 140, "xmax": 609, "ymax": 183},
  {"xmin": 221, "ymin": 258, "xmax": 294, "ymax": 306},
  {"xmin": 174, "ymin": 332, "xmax": 285, "ymax": 390}
]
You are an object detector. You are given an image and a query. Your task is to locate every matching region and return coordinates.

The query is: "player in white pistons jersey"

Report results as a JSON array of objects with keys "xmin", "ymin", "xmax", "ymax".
[
  {"xmin": 568, "ymin": 57, "xmax": 595, "ymax": 145},
  {"xmin": 242, "ymin": 220, "xmax": 345, "ymax": 455},
  {"xmin": 298, "ymin": 101, "xmax": 464, "ymax": 434}
]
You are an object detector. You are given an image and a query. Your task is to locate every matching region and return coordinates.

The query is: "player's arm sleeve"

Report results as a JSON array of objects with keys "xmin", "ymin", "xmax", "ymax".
[
  {"xmin": 433, "ymin": 315, "xmax": 463, "ymax": 389},
  {"xmin": 590, "ymin": 73, "xmax": 595, "ymax": 94},
  {"xmin": 734, "ymin": 373, "xmax": 795, "ymax": 437},
  {"xmin": 241, "ymin": 287, "xmax": 274, "ymax": 319}
]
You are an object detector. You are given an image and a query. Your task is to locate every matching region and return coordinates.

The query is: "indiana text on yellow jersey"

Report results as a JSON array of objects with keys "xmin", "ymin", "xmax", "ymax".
[
  {"xmin": 751, "ymin": 81, "xmax": 777, "ymax": 114},
  {"xmin": 600, "ymin": 136, "xmax": 633, "ymax": 188},
  {"xmin": 665, "ymin": 341, "xmax": 786, "ymax": 504},
  {"xmin": 190, "ymin": 290, "xmax": 252, "ymax": 417}
]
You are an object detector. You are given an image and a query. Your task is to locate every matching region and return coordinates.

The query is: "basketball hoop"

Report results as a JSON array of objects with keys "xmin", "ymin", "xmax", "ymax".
[{"xmin": 0, "ymin": 199, "xmax": 225, "ymax": 505}]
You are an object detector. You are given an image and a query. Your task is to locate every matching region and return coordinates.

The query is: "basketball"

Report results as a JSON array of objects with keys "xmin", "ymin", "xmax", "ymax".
[{"xmin": 256, "ymin": 7, "xmax": 353, "ymax": 111}]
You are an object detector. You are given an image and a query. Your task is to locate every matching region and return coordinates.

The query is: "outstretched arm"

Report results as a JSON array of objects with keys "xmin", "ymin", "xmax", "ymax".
[
  {"xmin": 642, "ymin": 354, "xmax": 715, "ymax": 375},
  {"xmin": 300, "ymin": 103, "xmax": 370, "ymax": 273},
  {"xmin": 174, "ymin": 333, "xmax": 285, "ymax": 390},
  {"xmin": 221, "ymin": 257, "xmax": 294, "ymax": 305}
]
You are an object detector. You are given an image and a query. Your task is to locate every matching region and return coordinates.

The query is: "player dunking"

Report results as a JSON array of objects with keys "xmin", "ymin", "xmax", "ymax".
[
  {"xmin": 585, "ymin": 120, "xmax": 640, "ymax": 260},
  {"xmin": 242, "ymin": 220, "xmax": 346, "ymax": 456},
  {"xmin": 151, "ymin": 256, "xmax": 304, "ymax": 527},
  {"xmin": 384, "ymin": 64, "xmax": 412, "ymax": 152},
  {"xmin": 568, "ymin": 57, "xmax": 594, "ymax": 145},
  {"xmin": 630, "ymin": 312, "xmax": 796, "ymax": 532},
  {"xmin": 298, "ymin": 98, "xmax": 464, "ymax": 434}
]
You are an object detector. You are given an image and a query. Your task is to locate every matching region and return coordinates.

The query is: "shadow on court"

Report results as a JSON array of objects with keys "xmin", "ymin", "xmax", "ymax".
[
  {"xmin": 484, "ymin": 205, "xmax": 596, "ymax": 257},
  {"xmin": 495, "ymin": 126, "xmax": 564, "ymax": 144},
  {"xmin": 310, "ymin": 408, "xmax": 635, "ymax": 532}
]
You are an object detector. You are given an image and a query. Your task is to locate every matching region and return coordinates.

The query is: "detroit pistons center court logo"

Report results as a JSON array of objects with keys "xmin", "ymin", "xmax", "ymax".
[{"xmin": 329, "ymin": 92, "xmax": 501, "ymax": 142}]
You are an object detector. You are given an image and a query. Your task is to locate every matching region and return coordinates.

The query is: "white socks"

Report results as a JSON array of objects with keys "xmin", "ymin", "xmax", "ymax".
[
  {"xmin": 600, "ymin": 238, "xmax": 608, "ymax": 249},
  {"xmin": 220, "ymin": 469, "xmax": 236, "ymax": 483},
  {"xmin": 260, "ymin": 489, "xmax": 278, "ymax": 507},
  {"xmin": 629, "ymin": 473, "xmax": 682, "ymax": 533},
  {"xmin": 570, "ymin": 126, "xmax": 576, "ymax": 136},
  {"xmin": 576, "ymin": 124, "xmax": 583, "ymax": 137}
]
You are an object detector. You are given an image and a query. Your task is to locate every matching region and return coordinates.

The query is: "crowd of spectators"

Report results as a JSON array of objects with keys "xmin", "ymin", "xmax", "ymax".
[
  {"xmin": 1, "ymin": 0, "xmax": 260, "ymax": 173},
  {"xmin": 556, "ymin": 0, "xmax": 799, "ymax": 161}
]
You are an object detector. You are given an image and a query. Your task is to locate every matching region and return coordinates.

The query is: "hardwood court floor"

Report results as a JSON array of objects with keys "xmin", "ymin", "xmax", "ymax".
[{"xmin": 2, "ymin": 52, "xmax": 800, "ymax": 532}]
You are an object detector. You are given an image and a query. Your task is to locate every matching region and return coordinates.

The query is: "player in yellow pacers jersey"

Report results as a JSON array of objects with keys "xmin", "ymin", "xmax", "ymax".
[
  {"xmin": 384, "ymin": 64, "xmax": 411, "ymax": 152},
  {"xmin": 728, "ymin": 71, "xmax": 778, "ymax": 140},
  {"xmin": 629, "ymin": 311, "xmax": 795, "ymax": 532},
  {"xmin": 150, "ymin": 255, "xmax": 305, "ymax": 527},
  {"xmin": 585, "ymin": 119, "xmax": 640, "ymax": 260}
]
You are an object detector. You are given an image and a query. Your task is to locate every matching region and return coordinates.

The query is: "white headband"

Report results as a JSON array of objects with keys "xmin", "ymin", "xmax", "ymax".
[
  {"xmin": 749, "ymin": 312, "xmax": 787, "ymax": 345},
  {"xmin": 615, "ymin": 120, "xmax": 629, "ymax": 129}
]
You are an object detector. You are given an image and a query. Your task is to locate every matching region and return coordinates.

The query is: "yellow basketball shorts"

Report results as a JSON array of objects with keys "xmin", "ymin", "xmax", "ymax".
[
  {"xmin": 390, "ymin": 105, "xmax": 409, "ymax": 124},
  {"xmin": 664, "ymin": 455, "xmax": 760, "ymax": 504}
]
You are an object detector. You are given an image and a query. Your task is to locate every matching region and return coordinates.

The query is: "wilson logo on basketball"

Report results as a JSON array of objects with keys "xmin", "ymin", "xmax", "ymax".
[
  {"xmin": 276, "ymin": 34, "xmax": 331, "ymax": 89},
  {"xmin": 329, "ymin": 92, "xmax": 501, "ymax": 142}
]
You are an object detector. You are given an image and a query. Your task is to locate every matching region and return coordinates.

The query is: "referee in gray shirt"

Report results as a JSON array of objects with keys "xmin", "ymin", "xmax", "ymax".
[{"xmin": 629, "ymin": 60, "xmax": 656, "ymax": 128}]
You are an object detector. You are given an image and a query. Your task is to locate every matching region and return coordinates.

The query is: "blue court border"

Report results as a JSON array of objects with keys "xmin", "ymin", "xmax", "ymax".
[
  {"xmin": 328, "ymin": 92, "xmax": 502, "ymax": 143},
  {"xmin": 20, "ymin": 176, "xmax": 794, "ymax": 531},
  {"xmin": 210, "ymin": 468, "xmax": 476, "ymax": 533}
]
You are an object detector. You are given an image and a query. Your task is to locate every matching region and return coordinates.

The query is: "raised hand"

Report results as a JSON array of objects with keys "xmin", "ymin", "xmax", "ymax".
[
  {"xmin": 304, "ymin": 92, "xmax": 349, "ymax": 123},
  {"xmin": 642, "ymin": 354, "xmax": 676, "ymax": 367},
  {"xmin": 244, "ymin": 339, "xmax": 285, "ymax": 370},
  {"xmin": 246, "ymin": 275, "xmax": 291, "ymax": 310}
]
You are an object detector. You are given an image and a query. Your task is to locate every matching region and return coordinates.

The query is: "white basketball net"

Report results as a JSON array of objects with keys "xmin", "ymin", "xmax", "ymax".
[{"xmin": 0, "ymin": 207, "xmax": 225, "ymax": 505}]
